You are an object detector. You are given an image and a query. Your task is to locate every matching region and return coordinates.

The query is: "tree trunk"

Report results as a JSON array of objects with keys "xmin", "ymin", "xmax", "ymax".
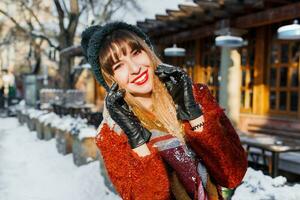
[{"xmin": 58, "ymin": 55, "xmax": 72, "ymax": 89}]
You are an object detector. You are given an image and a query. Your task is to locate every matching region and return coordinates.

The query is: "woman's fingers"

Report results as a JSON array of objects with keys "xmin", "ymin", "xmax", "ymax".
[
  {"xmin": 156, "ymin": 64, "xmax": 184, "ymax": 79},
  {"xmin": 115, "ymin": 89, "xmax": 125, "ymax": 100},
  {"xmin": 110, "ymin": 82, "xmax": 119, "ymax": 91},
  {"xmin": 107, "ymin": 83, "xmax": 126, "ymax": 106}
]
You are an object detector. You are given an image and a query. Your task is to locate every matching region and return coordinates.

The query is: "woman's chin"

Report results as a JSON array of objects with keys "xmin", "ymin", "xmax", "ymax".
[{"xmin": 128, "ymin": 85, "xmax": 153, "ymax": 97}]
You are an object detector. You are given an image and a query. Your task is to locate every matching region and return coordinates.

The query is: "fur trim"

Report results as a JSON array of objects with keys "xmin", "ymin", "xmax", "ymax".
[
  {"xmin": 95, "ymin": 123, "xmax": 170, "ymax": 200},
  {"xmin": 184, "ymin": 84, "xmax": 248, "ymax": 189}
]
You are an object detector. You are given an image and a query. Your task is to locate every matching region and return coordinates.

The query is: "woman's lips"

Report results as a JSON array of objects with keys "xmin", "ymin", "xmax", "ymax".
[{"xmin": 131, "ymin": 70, "xmax": 149, "ymax": 86}]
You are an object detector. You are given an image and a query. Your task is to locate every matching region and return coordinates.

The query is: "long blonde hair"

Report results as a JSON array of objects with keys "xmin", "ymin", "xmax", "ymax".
[{"xmin": 98, "ymin": 29, "xmax": 184, "ymax": 142}]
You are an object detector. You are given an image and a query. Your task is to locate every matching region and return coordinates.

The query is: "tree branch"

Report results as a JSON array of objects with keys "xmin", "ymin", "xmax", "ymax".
[
  {"xmin": 62, "ymin": 0, "xmax": 70, "ymax": 16},
  {"xmin": 53, "ymin": 0, "xmax": 65, "ymax": 31},
  {"xmin": 0, "ymin": 9, "xmax": 28, "ymax": 33},
  {"xmin": 102, "ymin": 0, "xmax": 114, "ymax": 20},
  {"xmin": 67, "ymin": 0, "xmax": 80, "ymax": 42},
  {"xmin": 20, "ymin": 1, "xmax": 46, "ymax": 34},
  {"xmin": 31, "ymin": 32, "xmax": 60, "ymax": 50},
  {"xmin": 0, "ymin": 8, "xmax": 59, "ymax": 50}
]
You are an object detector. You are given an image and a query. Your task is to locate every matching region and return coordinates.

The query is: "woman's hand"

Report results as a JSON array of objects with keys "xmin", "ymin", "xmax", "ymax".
[
  {"xmin": 106, "ymin": 83, "xmax": 152, "ymax": 149},
  {"xmin": 155, "ymin": 63, "xmax": 202, "ymax": 121}
]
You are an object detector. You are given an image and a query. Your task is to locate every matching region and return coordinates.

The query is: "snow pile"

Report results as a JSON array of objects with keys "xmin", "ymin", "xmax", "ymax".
[
  {"xmin": 78, "ymin": 126, "xmax": 97, "ymax": 141},
  {"xmin": 23, "ymin": 105, "xmax": 99, "ymax": 140},
  {"xmin": 38, "ymin": 112, "xmax": 60, "ymax": 125},
  {"xmin": 27, "ymin": 108, "xmax": 48, "ymax": 119},
  {"xmin": 14, "ymin": 100, "xmax": 30, "ymax": 115},
  {"xmin": 66, "ymin": 117, "xmax": 98, "ymax": 140},
  {"xmin": 50, "ymin": 115, "xmax": 95, "ymax": 139},
  {"xmin": 54, "ymin": 115, "xmax": 76, "ymax": 131},
  {"xmin": 50, "ymin": 115, "xmax": 63, "ymax": 128},
  {"xmin": 232, "ymin": 168, "xmax": 300, "ymax": 200},
  {"xmin": 15, "ymin": 100, "xmax": 26, "ymax": 111},
  {"xmin": 0, "ymin": 117, "xmax": 120, "ymax": 200}
]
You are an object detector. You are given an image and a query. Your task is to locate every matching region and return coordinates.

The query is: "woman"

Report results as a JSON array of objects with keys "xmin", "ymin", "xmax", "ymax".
[{"xmin": 81, "ymin": 22, "xmax": 247, "ymax": 200}]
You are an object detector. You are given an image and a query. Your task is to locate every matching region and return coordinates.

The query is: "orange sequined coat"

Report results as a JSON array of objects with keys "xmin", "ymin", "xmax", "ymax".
[{"xmin": 95, "ymin": 83, "xmax": 248, "ymax": 200}]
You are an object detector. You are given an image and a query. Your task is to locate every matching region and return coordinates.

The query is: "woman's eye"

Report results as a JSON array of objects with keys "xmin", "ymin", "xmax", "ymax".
[
  {"xmin": 132, "ymin": 49, "xmax": 141, "ymax": 56},
  {"xmin": 113, "ymin": 64, "xmax": 122, "ymax": 71}
]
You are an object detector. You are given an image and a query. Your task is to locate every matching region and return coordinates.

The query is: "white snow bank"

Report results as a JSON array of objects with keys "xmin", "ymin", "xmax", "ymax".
[
  {"xmin": 54, "ymin": 115, "xmax": 76, "ymax": 131},
  {"xmin": 232, "ymin": 168, "xmax": 300, "ymax": 200},
  {"xmin": 50, "ymin": 115, "xmax": 63, "ymax": 127},
  {"xmin": 52, "ymin": 115, "xmax": 91, "ymax": 136},
  {"xmin": 38, "ymin": 112, "xmax": 60, "ymax": 125},
  {"xmin": 15, "ymin": 100, "xmax": 29, "ymax": 114},
  {"xmin": 24, "ymin": 106, "xmax": 98, "ymax": 140},
  {"xmin": 0, "ymin": 117, "xmax": 120, "ymax": 200},
  {"xmin": 78, "ymin": 126, "xmax": 97, "ymax": 141},
  {"xmin": 27, "ymin": 108, "xmax": 48, "ymax": 119}
]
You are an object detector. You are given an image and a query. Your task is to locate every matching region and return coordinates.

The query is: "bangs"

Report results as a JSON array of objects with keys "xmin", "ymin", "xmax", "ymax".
[{"xmin": 99, "ymin": 30, "xmax": 144, "ymax": 75}]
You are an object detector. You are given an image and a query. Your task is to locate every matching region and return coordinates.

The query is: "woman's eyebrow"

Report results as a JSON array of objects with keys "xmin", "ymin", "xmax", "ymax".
[
  {"xmin": 130, "ymin": 48, "xmax": 140, "ymax": 53},
  {"xmin": 112, "ymin": 60, "xmax": 120, "ymax": 67}
]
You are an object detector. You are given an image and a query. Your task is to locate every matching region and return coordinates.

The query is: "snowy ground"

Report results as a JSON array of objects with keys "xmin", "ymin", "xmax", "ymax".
[
  {"xmin": 233, "ymin": 168, "xmax": 300, "ymax": 200},
  {"xmin": 1, "ymin": 117, "xmax": 300, "ymax": 200},
  {"xmin": 0, "ymin": 117, "xmax": 120, "ymax": 200}
]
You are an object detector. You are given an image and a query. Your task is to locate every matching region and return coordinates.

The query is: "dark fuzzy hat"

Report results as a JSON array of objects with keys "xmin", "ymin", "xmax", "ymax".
[{"xmin": 81, "ymin": 21, "xmax": 153, "ymax": 91}]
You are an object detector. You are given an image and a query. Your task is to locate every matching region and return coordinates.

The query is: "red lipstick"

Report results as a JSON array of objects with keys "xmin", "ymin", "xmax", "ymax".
[{"xmin": 131, "ymin": 69, "xmax": 149, "ymax": 85}]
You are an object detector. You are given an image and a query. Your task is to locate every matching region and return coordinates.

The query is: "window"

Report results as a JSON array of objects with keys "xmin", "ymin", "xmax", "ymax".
[
  {"xmin": 201, "ymin": 37, "xmax": 220, "ymax": 101},
  {"xmin": 268, "ymin": 41, "xmax": 299, "ymax": 116},
  {"xmin": 240, "ymin": 41, "xmax": 255, "ymax": 113}
]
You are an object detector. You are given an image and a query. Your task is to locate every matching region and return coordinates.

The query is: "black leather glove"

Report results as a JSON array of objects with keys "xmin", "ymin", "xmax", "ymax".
[
  {"xmin": 105, "ymin": 83, "xmax": 151, "ymax": 149},
  {"xmin": 155, "ymin": 63, "xmax": 202, "ymax": 120}
]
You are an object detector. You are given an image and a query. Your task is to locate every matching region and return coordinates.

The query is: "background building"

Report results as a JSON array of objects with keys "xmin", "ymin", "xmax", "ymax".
[{"xmin": 135, "ymin": 0, "xmax": 300, "ymax": 137}]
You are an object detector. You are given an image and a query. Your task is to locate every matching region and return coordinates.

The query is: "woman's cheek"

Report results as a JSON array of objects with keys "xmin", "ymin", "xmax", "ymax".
[{"xmin": 114, "ymin": 71, "xmax": 129, "ymax": 88}]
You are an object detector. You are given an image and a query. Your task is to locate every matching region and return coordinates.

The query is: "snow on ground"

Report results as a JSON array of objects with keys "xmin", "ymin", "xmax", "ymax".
[
  {"xmin": 1, "ymin": 117, "xmax": 300, "ymax": 200},
  {"xmin": 0, "ymin": 117, "xmax": 120, "ymax": 200},
  {"xmin": 232, "ymin": 167, "xmax": 300, "ymax": 200}
]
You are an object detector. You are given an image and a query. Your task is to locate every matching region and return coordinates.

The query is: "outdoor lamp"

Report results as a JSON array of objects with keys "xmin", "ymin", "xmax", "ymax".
[
  {"xmin": 277, "ymin": 20, "xmax": 300, "ymax": 40},
  {"xmin": 73, "ymin": 63, "xmax": 91, "ymax": 70},
  {"xmin": 164, "ymin": 44, "xmax": 186, "ymax": 57},
  {"xmin": 215, "ymin": 35, "xmax": 245, "ymax": 48}
]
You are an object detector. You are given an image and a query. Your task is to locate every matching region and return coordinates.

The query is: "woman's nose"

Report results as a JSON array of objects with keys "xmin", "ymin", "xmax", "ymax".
[{"xmin": 128, "ymin": 60, "xmax": 141, "ymax": 74}]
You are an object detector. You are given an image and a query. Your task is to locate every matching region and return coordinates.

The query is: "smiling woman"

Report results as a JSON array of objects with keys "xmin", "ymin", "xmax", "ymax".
[
  {"xmin": 81, "ymin": 22, "xmax": 247, "ymax": 200},
  {"xmin": 106, "ymin": 40, "xmax": 154, "ymax": 101}
]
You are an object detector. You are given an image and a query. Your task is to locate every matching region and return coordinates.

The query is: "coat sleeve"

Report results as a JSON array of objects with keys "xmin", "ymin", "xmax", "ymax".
[
  {"xmin": 183, "ymin": 83, "xmax": 248, "ymax": 189},
  {"xmin": 95, "ymin": 123, "xmax": 170, "ymax": 200}
]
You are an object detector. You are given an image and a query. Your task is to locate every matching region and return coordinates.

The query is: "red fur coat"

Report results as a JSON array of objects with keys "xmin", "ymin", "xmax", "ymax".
[{"xmin": 95, "ymin": 83, "xmax": 248, "ymax": 200}]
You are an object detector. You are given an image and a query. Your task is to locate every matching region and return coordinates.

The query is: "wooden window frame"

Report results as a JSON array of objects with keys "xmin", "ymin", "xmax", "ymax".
[
  {"xmin": 267, "ymin": 39, "xmax": 300, "ymax": 118},
  {"xmin": 240, "ymin": 40, "xmax": 255, "ymax": 113},
  {"xmin": 201, "ymin": 37, "xmax": 220, "ymax": 101}
]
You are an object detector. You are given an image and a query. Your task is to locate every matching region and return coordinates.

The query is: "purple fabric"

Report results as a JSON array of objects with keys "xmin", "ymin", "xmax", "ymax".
[{"xmin": 159, "ymin": 145, "xmax": 206, "ymax": 199}]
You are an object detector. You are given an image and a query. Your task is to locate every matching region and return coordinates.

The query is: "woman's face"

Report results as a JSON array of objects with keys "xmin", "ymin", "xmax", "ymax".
[{"xmin": 110, "ymin": 43, "xmax": 154, "ymax": 97}]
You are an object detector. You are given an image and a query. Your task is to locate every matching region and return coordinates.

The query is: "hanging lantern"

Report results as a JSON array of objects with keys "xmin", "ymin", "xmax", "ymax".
[
  {"xmin": 82, "ymin": 63, "xmax": 91, "ymax": 69},
  {"xmin": 164, "ymin": 44, "xmax": 186, "ymax": 57},
  {"xmin": 215, "ymin": 35, "xmax": 245, "ymax": 47},
  {"xmin": 277, "ymin": 20, "xmax": 300, "ymax": 40}
]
